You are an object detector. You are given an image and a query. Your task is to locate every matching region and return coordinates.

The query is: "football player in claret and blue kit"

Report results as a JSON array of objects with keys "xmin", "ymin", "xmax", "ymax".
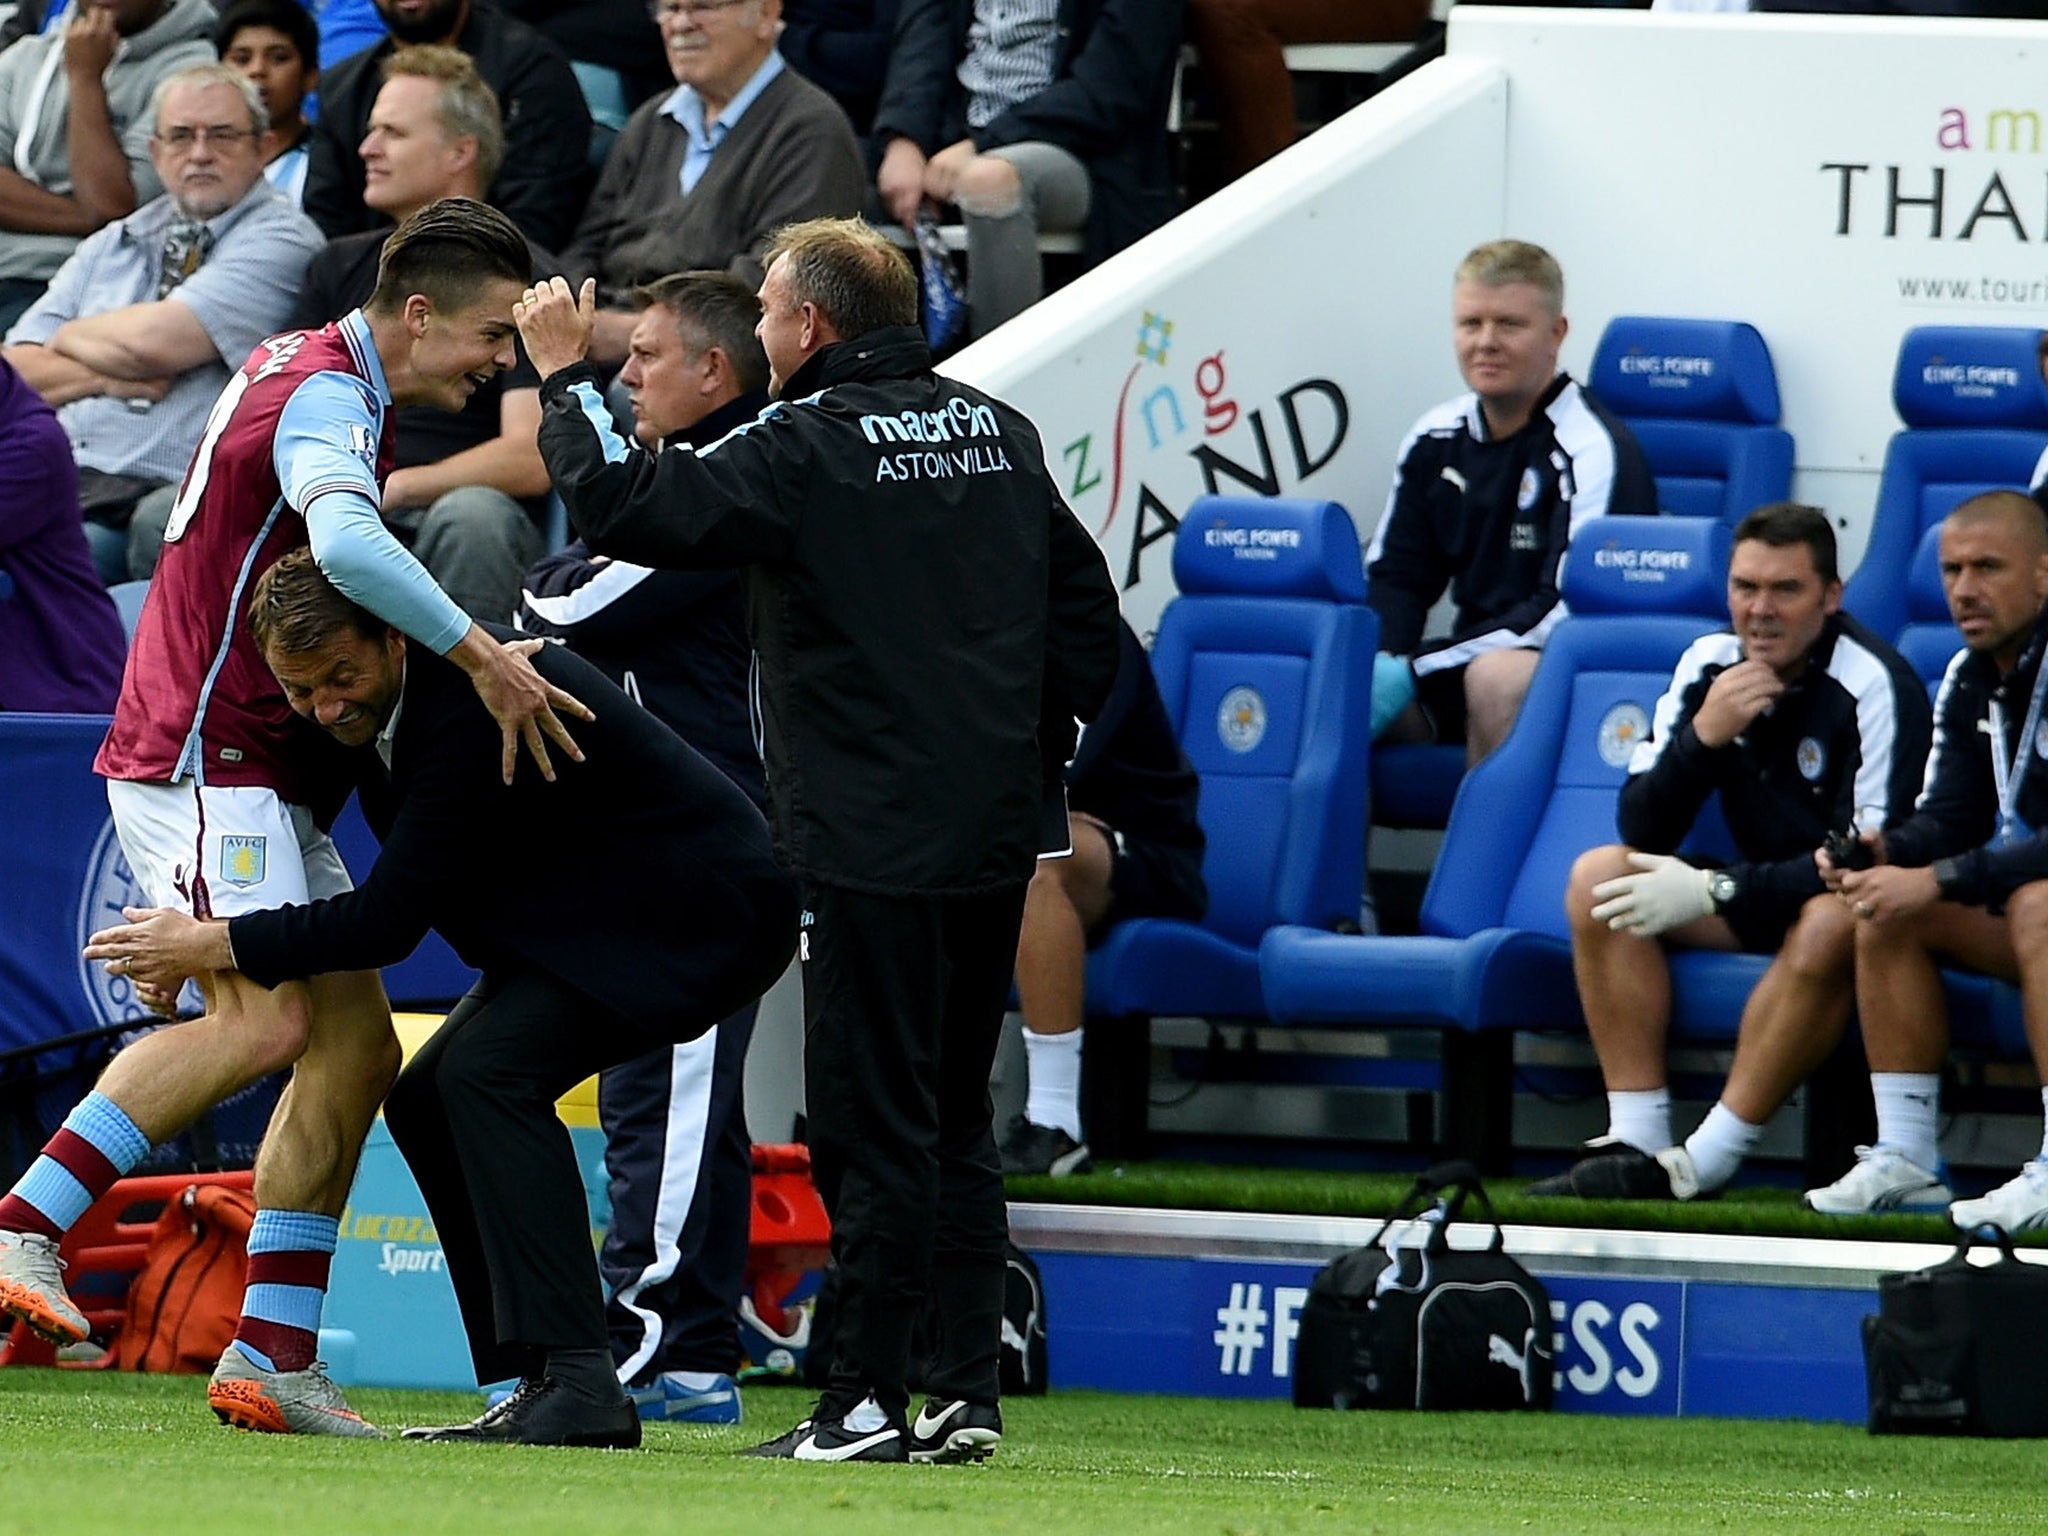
[{"xmin": 0, "ymin": 199, "xmax": 587, "ymax": 1438}]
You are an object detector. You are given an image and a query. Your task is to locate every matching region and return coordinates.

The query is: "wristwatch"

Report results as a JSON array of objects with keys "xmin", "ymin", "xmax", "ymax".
[{"xmin": 1706, "ymin": 870, "xmax": 1739, "ymax": 912}]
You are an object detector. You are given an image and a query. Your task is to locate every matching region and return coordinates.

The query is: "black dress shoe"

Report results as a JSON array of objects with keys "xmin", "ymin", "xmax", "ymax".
[{"xmin": 402, "ymin": 1376, "xmax": 642, "ymax": 1448}]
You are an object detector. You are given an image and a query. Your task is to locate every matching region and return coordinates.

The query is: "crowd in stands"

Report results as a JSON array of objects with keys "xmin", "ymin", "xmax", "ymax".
[{"xmin": 0, "ymin": 0, "xmax": 1240, "ymax": 634}]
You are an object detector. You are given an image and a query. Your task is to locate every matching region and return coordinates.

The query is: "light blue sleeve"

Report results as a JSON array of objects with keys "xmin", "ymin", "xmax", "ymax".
[{"xmin": 276, "ymin": 371, "xmax": 472, "ymax": 656}]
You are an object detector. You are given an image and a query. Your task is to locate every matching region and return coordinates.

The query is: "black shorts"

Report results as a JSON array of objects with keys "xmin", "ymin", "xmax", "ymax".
[
  {"xmin": 1720, "ymin": 885, "xmax": 1806, "ymax": 954},
  {"xmin": 1097, "ymin": 833, "xmax": 1206, "ymax": 936},
  {"xmin": 1413, "ymin": 665, "xmax": 1469, "ymax": 746}
]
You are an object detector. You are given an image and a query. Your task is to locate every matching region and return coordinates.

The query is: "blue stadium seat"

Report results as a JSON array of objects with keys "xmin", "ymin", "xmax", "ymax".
[
  {"xmin": 1842, "ymin": 326, "xmax": 2048, "ymax": 644},
  {"xmin": 1890, "ymin": 526, "xmax": 1960, "ymax": 698},
  {"xmin": 1589, "ymin": 316, "xmax": 1794, "ymax": 523},
  {"xmin": 1260, "ymin": 515, "xmax": 1734, "ymax": 1165},
  {"xmin": 106, "ymin": 580, "xmax": 149, "ymax": 644},
  {"xmin": 1081, "ymin": 495, "xmax": 1375, "ymax": 1155},
  {"xmin": 1370, "ymin": 742, "xmax": 1466, "ymax": 830}
]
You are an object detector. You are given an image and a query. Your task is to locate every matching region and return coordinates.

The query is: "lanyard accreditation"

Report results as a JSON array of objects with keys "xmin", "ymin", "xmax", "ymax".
[{"xmin": 1987, "ymin": 651, "xmax": 2048, "ymax": 848}]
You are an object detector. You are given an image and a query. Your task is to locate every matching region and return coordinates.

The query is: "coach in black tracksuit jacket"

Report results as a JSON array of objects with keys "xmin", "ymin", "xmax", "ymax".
[
  {"xmin": 1534, "ymin": 505, "xmax": 1937, "ymax": 1207},
  {"xmin": 523, "ymin": 228, "xmax": 1120, "ymax": 1455},
  {"xmin": 1367, "ymin": 374, "xmax": 1657, "ymax": 738},
  {"xmin": 227, "ymin": 608, "xmax": 798, "ymax": 1436},
  {"xmin": 1621, "ymin": 612, "xmax": 1931, "ymax": 950}
]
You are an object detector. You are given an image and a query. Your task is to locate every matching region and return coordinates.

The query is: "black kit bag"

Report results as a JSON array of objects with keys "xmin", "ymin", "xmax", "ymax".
[
  {"xmin": 1293, "ymin": 1161, "xmax": 1553, "ymax": 1411},
  {"xmin": 1864, "ymin": 1223, "xmax": 2048, "ymax": 1437}
]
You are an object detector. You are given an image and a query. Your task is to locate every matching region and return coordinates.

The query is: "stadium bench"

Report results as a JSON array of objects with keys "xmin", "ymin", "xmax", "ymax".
[
  {"xmin": 1260, "ymin": 515, "xmax": 1735, "ymax": 1169},
  {"xmin": 1081, "ymin": 495, "xmax": 1375, "ymax": 1159},
  {"xmin": 1843, "ymin": 325, "xmax": 2048, "ymax": 644}
]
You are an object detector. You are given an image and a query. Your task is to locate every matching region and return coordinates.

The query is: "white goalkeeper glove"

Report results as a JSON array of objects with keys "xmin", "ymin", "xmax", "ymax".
[{"xmin": 1589, "ymin": 852, "xmax": 1715, "ymax": 938}]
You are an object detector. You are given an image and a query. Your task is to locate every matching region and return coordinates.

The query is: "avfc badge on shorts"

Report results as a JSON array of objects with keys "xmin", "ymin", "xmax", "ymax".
[
  {"xmin": 1596, "ymin": 702, "xmax": 1649, "ymax": 768},
  {"xmin": 1797, "ymin": 736, "xmax": 1826, "ymax": 781},
  {"xmin": 220, "ymin": 834, "xmax": 267, "ymax": 888},
  {"xmin": 1218, "ymin": 685, "xmax": 1267, "ymax": 754}
]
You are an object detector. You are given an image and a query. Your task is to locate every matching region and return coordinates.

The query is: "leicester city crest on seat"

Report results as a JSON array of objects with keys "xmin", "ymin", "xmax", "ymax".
[
  {"xmin": 220, "ymin": 834, "xmax": 267, "ymax": 888},
  {"xmin": 1596, "ymin": 702, "xmax": 1649, "ymax": 768},
  {"xmin": 1218, "ymin": 686, "xmax": 1267, "ymax": 754}
]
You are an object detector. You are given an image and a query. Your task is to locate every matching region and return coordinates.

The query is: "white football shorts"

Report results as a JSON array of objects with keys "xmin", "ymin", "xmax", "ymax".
[{"xmin": 105, "ymin": 778, "xmax": 352, "ymax": 920}]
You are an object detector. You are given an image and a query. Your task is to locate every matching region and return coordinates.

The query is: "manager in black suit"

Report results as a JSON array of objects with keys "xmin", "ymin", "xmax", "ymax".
[{"xmin": 88, "ymin": 550, "xmax": 798, "ymax": 1449}]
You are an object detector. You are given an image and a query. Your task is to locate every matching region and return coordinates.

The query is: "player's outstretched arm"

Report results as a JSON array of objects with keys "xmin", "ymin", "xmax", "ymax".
[
  {"xmin": 279, "ymin": 371, "xmax": 594, "ymax": 784},
  {"xmin": 447, "ymin": 628, "xmax": 593, "ymax": 785}
]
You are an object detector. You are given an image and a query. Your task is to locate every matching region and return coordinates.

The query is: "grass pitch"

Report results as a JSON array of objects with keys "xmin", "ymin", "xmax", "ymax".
[
  {"xmin": 1005, "ymin": 1163, "xmax": 2001, "ymax": 1247},
  {"xmin": 2, "ymin": 1369, "xmax": 2045, "ymax": 1536}
]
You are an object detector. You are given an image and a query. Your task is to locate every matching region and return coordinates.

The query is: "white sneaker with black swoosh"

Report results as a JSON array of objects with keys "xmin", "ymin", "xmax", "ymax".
[
  {"xmin": 908, "ymin": 1397, "xmax": 1002, "ymax": 1463},
  {"xmin": 743, "ymin": 1396, "xmax": 906, "ymax": 1462}
]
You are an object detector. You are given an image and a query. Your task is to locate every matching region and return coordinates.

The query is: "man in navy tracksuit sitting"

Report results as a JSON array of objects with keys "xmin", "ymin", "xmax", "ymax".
[
  {"xmin": 1819, "ymin": 490, "xmax": 2048, "ymax": 1227},
  {"xmin": 518, "ymin": 270, "xmax": 772, "ymax": 1424},
  {"xmin": 1366, "ymin": 239, "xmax": 1657, "ymax": 766}
]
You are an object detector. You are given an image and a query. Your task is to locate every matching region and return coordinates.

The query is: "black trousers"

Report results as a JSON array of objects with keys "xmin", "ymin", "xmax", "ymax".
[
  {"xmin": 801, "ymin": 880, "xmax": 1028, "ymax": 1422},
  {"xmin": 385, "ymin": 966, "xmax": 670, "ymax": 1386},
  {"xmin": 598, "ymin": 998, "xmax": 757, "ymax": 1380}
]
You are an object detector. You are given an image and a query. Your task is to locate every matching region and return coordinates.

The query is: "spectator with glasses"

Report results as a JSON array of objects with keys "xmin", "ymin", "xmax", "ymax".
[
  {"xmin": 0, "ymin": 0, "xmax": 219, "ymax": 335},
  {"xmin": 2, "ymin": 60, "xmax": 322, "ymax": 583},
  {"xmin": 559, "ymin": 0, "xmax": 865, "ymax": 370}
]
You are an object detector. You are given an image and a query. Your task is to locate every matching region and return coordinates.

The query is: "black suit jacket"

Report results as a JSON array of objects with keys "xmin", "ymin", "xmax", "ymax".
[{"xmin": 230, "ymin": 632, "xmax": 797, "ymax": 1034}]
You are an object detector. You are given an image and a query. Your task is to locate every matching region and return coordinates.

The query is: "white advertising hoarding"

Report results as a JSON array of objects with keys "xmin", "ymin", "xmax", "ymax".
[{"xmin": 1463, "ymin": 8, "xmax": 2048, "ymax": 572}]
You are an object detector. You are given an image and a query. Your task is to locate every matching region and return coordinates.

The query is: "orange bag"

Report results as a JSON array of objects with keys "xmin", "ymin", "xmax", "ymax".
[{"xmin": 115, "ymin": 1182, "xmax": 257, "ymax": 1374}]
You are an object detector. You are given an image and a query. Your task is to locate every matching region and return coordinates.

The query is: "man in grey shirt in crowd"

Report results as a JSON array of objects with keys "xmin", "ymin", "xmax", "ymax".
[
  {"xmin": 4, "ymin": 60, "xmax": 323, "ymax": 583},
  {"xmin": 0, "ymin": 0, "xmax": 218, "ymax": 332}
]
